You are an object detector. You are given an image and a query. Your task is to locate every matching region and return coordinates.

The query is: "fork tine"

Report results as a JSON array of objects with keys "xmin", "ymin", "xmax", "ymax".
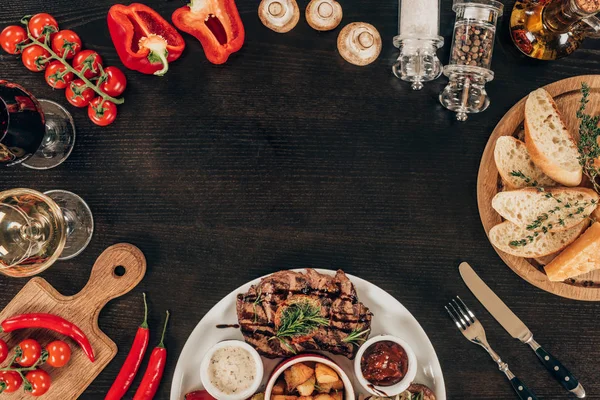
[
  {"xmin": 456, "ymin": 296, "xmax": 476, "ymax": 320},
  {"xmin": 447, "ymin": 302, "xmax": 467, "ymax": 329},
  {"xmin": 445, "ymin": 305, "xmax": 464, "ymax": 330},
  {"xmin": 452, "ymin": 298, "xmax": 472, "ymax": 325}
]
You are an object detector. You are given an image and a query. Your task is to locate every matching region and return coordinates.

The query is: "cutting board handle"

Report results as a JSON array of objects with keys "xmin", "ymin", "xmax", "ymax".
[{"xmin": 72, "ymin": 243, "xmax": 146, "ymax": 320}]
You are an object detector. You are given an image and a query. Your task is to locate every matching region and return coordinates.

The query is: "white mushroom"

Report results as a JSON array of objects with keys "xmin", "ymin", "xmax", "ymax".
[
  {"xmin": 306, "ymin": 0, "xmax": 343, "ymax": 31},
  {"xmin": 337, "ymin": 22, "xmax": 382, "ymax": 66},
  {"xmin": 258, "ymin": 0, "xmax": 300, "ymax": 33}
]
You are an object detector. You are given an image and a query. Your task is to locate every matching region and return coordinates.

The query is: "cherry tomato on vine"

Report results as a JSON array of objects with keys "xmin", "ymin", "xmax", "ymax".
[
  {"xmin": 0, "ymin": 25, "xmax": 28, "ymax": 54},
  {"xmin": 46, "ymin": 340, "xmax": 71, "ymax": 368},
  {"xmin": 0, "ymin": 371, "xmax": 23, "ymax": 393},
  {"xmin": 51, "ymin": 30, "xmax": 81, "ymax": 59},
  {"xmin": 99, "ymin": 66, "xmax": 127, "ymax": 97},
  {"xmin": 21, "ymin": 45, "xmax": 50, "ymax": 72},
  {"xmin": 73, "ymin": 50, "xmax": 103, "ymax": 79},
  {"xmin": 0, "ymin": 339, "xmax": 7, "ymax": 364},
  {"xmin": 44, "ymin": 61, "xmax": 74, "ymax": 89},
  {"xmin": 28, "ymin": 13, "xmax": 59, "ymax": 39},
  {"xmin": 25, "ymin": 370, "xmax": 51, "ymax": 396},
  {"xmin": 16, "ymin": 339, "xmax": 42, "ymax": 367},
  {"xmin": 65, "ymin": 79, "xmax": 95, "ymax": 108},
  {"xmin": 88, "ymin": 97, "xmax": 117, "ymax": 126}
]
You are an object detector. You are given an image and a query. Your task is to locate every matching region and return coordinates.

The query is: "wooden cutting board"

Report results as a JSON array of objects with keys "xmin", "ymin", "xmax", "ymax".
[
  {"xmin": 0, "ymin": 243, "xmax": 146, "ymax": 399},
  {"xmin": 477, "ymin": 75, "xmax": 600, "ymax": 301}
]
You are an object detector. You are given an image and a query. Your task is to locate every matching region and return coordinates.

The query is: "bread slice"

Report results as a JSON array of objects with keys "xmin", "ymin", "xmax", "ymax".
[
  {"xmin": 524, "ymin": 88, "xmax": 582, "ymax": 186},
  {"xmin": 492, "ymin": 187, "xmax": 598, "ymax": 231},
  {"xmin": 494, "ymin": 136, "xmax": 556, "ymax": 189},
  {"xmin": 488, "ymin": 219, "xmax": 588, "ymax": 258},
  {"xmin": 545, "ymin": 222, "xmax": 600, "ymax": 281}
]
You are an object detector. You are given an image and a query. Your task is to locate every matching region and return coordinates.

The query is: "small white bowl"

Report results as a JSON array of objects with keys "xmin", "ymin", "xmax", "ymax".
[
  {"xmin": 354, "ymin": 335, "xmax": 417, "ymax": 397},
  {"xmin": 265, "ymin": 353, "xmax": 355, "ymax": 400},
  {"xmin": 200, "ymin": 340, "xmax": 264, "ymax": 400}
]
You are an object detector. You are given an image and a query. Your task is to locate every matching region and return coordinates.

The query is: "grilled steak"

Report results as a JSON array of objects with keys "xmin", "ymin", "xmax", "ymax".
[{"xmin": 236, "ymin": 269, "xmax": 372, "ymax": 358}]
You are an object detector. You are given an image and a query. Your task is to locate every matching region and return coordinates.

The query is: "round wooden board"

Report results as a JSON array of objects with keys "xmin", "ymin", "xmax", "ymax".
[{"xmin": 477, "ymin": 75, "xmax": 600, "ymax": 301}]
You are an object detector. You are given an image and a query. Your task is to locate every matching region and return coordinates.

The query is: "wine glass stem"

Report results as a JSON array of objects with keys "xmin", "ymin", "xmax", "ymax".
[{"xmin": 20, "ymin": 219, "xmax": 45, "ymax": 241}]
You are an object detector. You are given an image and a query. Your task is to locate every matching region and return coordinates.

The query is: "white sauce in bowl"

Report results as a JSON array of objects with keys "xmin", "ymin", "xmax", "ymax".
[{"xmin": 207, "ymin": 346, "xmax": 257, "ymax": 395}]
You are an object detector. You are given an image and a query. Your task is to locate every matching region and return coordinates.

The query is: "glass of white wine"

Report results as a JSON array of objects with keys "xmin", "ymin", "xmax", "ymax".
[{"xmin": 0, "ymin": 188, "xmax": 94, "ymax": 277}]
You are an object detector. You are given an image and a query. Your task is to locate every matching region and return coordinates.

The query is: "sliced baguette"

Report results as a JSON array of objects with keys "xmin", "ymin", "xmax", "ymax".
[
  {"xmin": 494, "ymin": 136, "xmax": 556, "ymax": 189},
  {"xmin": 488, "ymin": 219, "xmax": 589, "ymax": 258},
  {"xmin": 524, "ymin": 88, "xmax": 582, "ymax": 186},
  {"xmin": 492, "ymin": 187, "xmax": 598, "ymax": 231},
  {"xmin": 545, "ymin": 222, "xmax": 600, "ymax": 281}
]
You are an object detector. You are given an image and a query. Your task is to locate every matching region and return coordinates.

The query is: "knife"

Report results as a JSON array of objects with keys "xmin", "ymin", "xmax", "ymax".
[{"xmin": 459, "ymin": 262, "xmax": 586, "ymax": 398}]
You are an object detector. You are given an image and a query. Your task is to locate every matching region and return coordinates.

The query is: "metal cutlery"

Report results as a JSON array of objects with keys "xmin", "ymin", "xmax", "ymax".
[
  {"xmin": 459, "ymin": 261, "xmax": 585, "ymax": 398},
  {"xmin": 446, "ymin": 296, "xmax": 538, "ymax": 400}
]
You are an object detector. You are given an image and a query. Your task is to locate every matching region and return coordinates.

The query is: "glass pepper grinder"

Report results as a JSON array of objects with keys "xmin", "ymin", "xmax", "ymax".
[
  {"xmin": 439, "ymin": 0, "xmax": 504, "ymax": 121},
  {"xmin": 392, "ymin": 0, "xmax": 444, "ymax": 90}
]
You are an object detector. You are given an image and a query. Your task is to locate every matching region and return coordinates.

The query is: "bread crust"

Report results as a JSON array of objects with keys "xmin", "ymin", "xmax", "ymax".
[{"xmin": 545, "ymin": 222, "xmax": 600, "ymax": 281}]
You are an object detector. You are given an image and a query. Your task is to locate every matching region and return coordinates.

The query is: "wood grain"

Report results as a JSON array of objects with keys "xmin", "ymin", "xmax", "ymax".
[
  {"xmin": 1, "ymin": 0, "xmax": 600, "ymax": 398},
  {"xmin": 0, "ymin": 244, "xmax": 146, "ymax": 399},
  {"xmin": 478, "ymin": 75, "xmax": 600, "ymax": 301}
]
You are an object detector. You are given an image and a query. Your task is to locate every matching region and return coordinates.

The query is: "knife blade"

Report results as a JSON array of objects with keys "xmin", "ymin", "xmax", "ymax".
[{"xmin": 459, "ymin": 261, "xmax": 586, "ymax": 398}]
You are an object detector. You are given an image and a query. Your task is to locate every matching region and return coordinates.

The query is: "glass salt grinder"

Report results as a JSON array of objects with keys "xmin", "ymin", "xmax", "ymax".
[
  {"xmin": 439, "ymin": 0, "xmax": 503, "ymax": 121},
  {"xmin": 392, "ymin": 0, "xmax": 444, "ymax": 90}
]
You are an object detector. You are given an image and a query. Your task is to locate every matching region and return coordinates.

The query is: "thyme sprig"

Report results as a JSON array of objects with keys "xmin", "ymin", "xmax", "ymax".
[
  {"xmin": 577, "ymin": 82, "xmax": 600, "ymax": 194},
  {"xmin": 342, "ymin": 328, "xmax": 370, "ymax": 346}
]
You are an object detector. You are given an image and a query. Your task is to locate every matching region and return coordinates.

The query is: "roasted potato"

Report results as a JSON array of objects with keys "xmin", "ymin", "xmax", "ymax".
[
  {"xmin": 315, "ymin": 364, "xmax": 339, "ymax": 384},
  {"xmin": 297, "ymin": 376, "xmax": 316, "ymax": 396},
  {"xmin": 251, "ymin": 394, "xmax": 265, "ymax": 400},
  {"xmin": 273, "ymin": 396, "xmax": 298, "ymax": 400},
  {"xmin": 331, "ymin": 392, "xmax": 343, "ymax": 400},
  {"xmin": 273, "ymin": 379, "xmax": 286, "ymax": 395},
  {"xmin": 298, "ymin": 397, "xmax": 314, "ymax": 400},
  {"xmin": 318, "ymin": 380, "xmax": 344, "ymax": 393},
  {"xmin": 314, "ymin": 395, "xmax": 336, "ymax": 400},
  {"xmin": 284, "ymin": 363, "xmax": 315, "ymax": 392}
]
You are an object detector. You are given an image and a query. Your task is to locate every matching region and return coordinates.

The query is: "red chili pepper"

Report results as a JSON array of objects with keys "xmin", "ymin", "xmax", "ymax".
[
  {"xmin": 172, "ymin": 0, "xmax": 244, "ymax": 64},
  {"xmin": 132, "ymin": 311, "xmax": 170, "ymax": 400},
  {"xmin": 105, "ymin": 293, "xmax": 150, "ymax": 400},
  {"xmin": 107, "ymin": 3, "xmax": 185, "ymax": 76},
  {"xmin": 0, "ymin": 313, "xmax": 95, "ymax": 362}
]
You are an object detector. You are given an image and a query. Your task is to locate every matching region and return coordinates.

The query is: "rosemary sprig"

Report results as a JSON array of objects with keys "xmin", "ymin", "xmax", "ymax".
[
  {"xmin": 577, "ymin": 82, "xmax": 600, "ymax": 194},
  {"xmin": 270, "ymin": 299, "xmax": 329, "ymax": 353},
  {"xmin": 252, "ymin": 288, "xmax": 263, "ymax": 324},
  {"xmin": 342, "ymin": 328, "xmax": 370, "ymax": 346}
]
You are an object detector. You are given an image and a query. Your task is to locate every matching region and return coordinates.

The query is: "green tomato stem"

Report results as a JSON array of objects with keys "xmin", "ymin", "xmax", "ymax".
[{"xmin": 21, "ymin": 16, "xmax": 124, "ymax": 105}]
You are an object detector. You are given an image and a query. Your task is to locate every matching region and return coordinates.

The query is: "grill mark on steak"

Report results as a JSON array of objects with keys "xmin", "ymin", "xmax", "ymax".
[{"xmin": 236, "ymin": 269, "xmax": 371, "ymax": 358}]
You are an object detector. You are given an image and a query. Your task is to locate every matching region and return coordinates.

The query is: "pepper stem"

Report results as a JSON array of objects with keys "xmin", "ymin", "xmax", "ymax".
[
  {"xmin": 158, "ymin": 310, "xmax": 170, "ymax": 349},
  {"xmin": 140, "ymin": 34, "xmax": 170, "ymax": 76},
  {"xmin": 141, "ymin": 292, "xmax": 149, "ymax": 329}
]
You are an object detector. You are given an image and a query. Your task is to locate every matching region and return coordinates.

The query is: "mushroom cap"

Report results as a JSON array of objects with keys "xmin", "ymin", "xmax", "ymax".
[
  {"xmin": 258, "ymin": 0, "xmax": 300, "ymax": 33},
  {"xmin": 306, "ymin": 0, "xmax": 343, "ymax": 31},
  {"xmin": 337, "ymin": 22, "xmax": 382, "ymax": 66}
]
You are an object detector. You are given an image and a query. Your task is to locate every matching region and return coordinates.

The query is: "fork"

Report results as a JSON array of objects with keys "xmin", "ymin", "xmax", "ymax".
[{"xmin": 446, "ymin": 296, "xmax": 538, "ymax": 400}]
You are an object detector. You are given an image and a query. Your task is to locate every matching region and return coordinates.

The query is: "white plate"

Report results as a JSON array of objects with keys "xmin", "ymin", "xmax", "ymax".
[{"xmin": 171, "ymin": 269, "xmax": 446, "ymax": 400}]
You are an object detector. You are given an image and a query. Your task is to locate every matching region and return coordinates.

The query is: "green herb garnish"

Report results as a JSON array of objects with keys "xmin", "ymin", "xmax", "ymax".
[
  {"xmin": 577, "ymin": 82, "xmax": 600, "ymax": 194},
  {"xmin": 342, "ymin": 328, "xmax": 370, "ymax": 346},
  {"xmin": 271, "ymin": 298, "xmax": 329, "ymax": 353}
]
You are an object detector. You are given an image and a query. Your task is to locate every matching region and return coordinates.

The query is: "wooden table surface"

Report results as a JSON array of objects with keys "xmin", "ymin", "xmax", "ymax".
[{"xmin": 2, "ymin": 0, "xmax": 600, "ymax": 398}]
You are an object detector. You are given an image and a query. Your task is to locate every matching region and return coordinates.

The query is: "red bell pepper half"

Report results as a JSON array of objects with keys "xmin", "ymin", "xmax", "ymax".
[
  {"xmin": 172, "ymin": 0, "xmax": 245, "ymax": 65},
  {"xmin": 107, "ymin": 3, "xmax": 185, "ymax": 76}
]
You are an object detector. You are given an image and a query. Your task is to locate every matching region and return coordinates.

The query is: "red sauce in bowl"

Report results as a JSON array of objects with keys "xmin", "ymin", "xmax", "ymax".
[{"xmin": 360, "ymin": 341, "xmax": 409, "ymax": 386}]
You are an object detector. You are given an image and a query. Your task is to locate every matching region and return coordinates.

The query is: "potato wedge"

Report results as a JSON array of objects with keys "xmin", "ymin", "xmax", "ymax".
[
  {"xmin": 315, "ymin": 364, "xmax": 339, "ymax": 384},
  {"xmin": 299, "ymin": 397, "xmax": 314, "ymax": 400},
  {"xmin": 331, "ymin": 391, "xmax": 343, "ymax": 400},
  {"xmin": 285, "ymin": 363, "xmax": 315, "ymax": 392},
  {"xmin": 273, "ymin": 379, "xmax": 286, "ymax": 395},
  {"xmin": 273, "ymin": 396, "xmax": 298, "ymax": 400},
  {"xmin": 314, "ymin": 395, "xmax": 335, "ymax": 400},
  {"xmin": 318, "ymin": 380, "xmax": 344, "ymax": 393},
  {"xmin": 297, "ymin": 376, "xmax": 316, "ymax": 396}
]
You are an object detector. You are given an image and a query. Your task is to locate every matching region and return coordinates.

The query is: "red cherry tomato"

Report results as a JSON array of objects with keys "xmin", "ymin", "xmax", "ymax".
[
  {"xmin": 51, "ymin": 30, "xmax": 81, "ymax": 59},
  {"xmin": 0, "ymin": 371, "xmax": 23, "ymax": 393},
  {"xmin": 28, "ymin": 13, "xmax": 59, "ymax": 39},
  {"xmin": 88, "ymin": 97, "xmax": 117, "ymax": 126},
  {"xmin": 65, "ymin": 79, "xmax": 96, "ymax": 108},
  {"xmin": 16, "ymin": 339, "xmax": 42, "ymax": 367},
  {"xmin": 44, "ymin": 61, "xmax": 74, "ymax": 89},
  {"xmin": 0, "ymin": 339, "xmax": 7, "ymax": 364},
  {"xmin": 0, "ymin": 25, "xmax": 28, "ymax": 54},
  {"xmin": 73, "ymin": 49, "xmax": 103, "ymax": 79},
  {"xmin": 46, "ymin": 340, "xmax": 71, "ymax": 368},
  {"xmin": 21, "ymin": 45, "xmax": 50, "ymax": 72},
  {"xmin": 99, "ymin": 66, "xmax": 127, "ymax": 97},
  {"xmin": 25, "ymin": 370, "xmax": 51, "ymax": 396}
]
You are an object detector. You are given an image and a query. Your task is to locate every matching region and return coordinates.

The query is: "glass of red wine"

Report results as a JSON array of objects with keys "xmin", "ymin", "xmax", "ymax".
[{"xmin": 0, "ymin": 80, "xmax": 75, "ymax": 169}]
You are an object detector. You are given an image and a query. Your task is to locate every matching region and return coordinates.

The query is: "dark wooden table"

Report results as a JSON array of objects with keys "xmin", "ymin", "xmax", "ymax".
[{"xmin": 2, "ymin": 0, "xmax": 600, "ymax": 398}]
